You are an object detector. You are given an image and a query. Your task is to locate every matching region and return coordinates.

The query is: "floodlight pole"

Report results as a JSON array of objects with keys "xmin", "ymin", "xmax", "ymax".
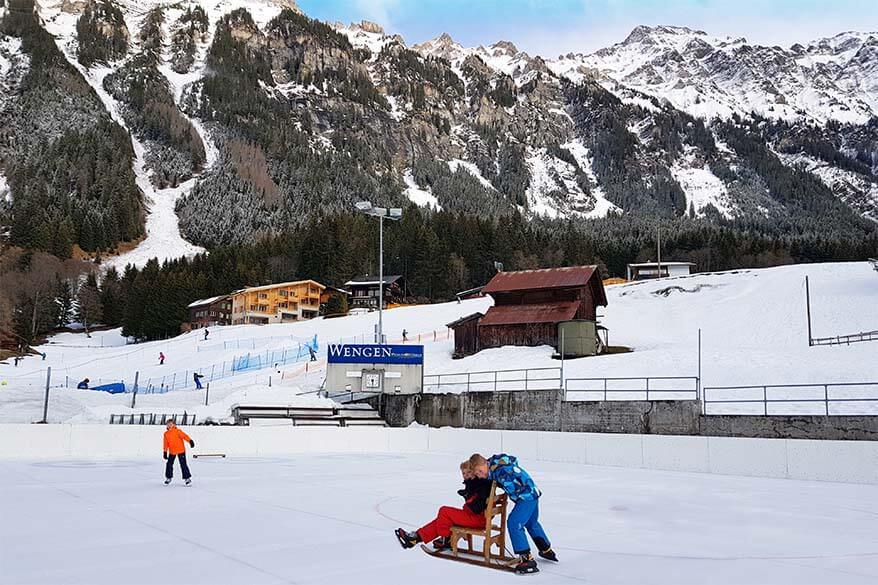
[
  {"xmin": 355, "ymin": 202, "xmax": 401, "ymax": 345},
  {"xmin": 378, "ymin": 213, "xmax": 384, "ymax": 344}
]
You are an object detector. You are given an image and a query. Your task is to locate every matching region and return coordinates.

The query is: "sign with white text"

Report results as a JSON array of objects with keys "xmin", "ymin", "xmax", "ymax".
[{"xmin": 327, "ymin": 344, "xmax": 424, "ymax": 365}]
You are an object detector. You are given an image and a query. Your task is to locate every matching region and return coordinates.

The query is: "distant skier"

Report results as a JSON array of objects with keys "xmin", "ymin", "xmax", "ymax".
[
  {"xmin": 41, "ymin": 352, "xmax": 46, "ymax": 361},
  {"xmin": 204, "ymin": 329, "xmax": 209, "ymax": 341},
  {"xmin": 470, "ymin": 453, "xmax": 556, "ymax": 574},
  {"xmin": 193, "ymin": 372, "xmax": 204, "ymax": 389},
  {"xmin": 77, "ymin": 378, "xmax": 90, "ymax": 389},
  {"xmin": 308, "ymin": 346, "xmax": 317, "ymax": 362},
  {"xmin": 13, "ymin": 356, "xmax": 19, "ymax": 367},
  {"xmin": 159, "ymin": 352, "xmax": 165, "ymax": 365},
  {"xmin": 163, "ymin": 420, "xmax": 194, "ymax": 486},
  {"xmin": 402, "ymin": 329, "xmax": 408, "ymax": 342}
]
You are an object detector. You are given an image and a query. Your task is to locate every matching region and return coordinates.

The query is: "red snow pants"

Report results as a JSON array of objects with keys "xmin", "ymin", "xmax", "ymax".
[{"xmin": 417, "ymin": 506, "xmax": 484, "ymax": 543}]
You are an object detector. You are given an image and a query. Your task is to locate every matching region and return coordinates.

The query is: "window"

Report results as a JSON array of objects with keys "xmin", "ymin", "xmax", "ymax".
[
  {"xmin": 279, "ymin": 290, "xmax": 288, "ymax": 297},
  {"xmin": 258, "ymin": 293, "xmax": 268, "ymax": 299}
]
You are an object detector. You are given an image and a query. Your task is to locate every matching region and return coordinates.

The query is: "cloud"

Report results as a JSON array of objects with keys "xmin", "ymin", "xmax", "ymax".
[{"xmin": 352, "ymin": 0, "xmax": 400, "ymax": 28}]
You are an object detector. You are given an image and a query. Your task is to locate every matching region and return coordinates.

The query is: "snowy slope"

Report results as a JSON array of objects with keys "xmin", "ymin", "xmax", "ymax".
[
  {"xmin": 37, "ymin": 0, "xmax": 208, "ymax": 270},
  {"xmin": 402, "ymin": 169, "xmax": 441, "ymax": 210},
  {"xmin": 671, "ymin": 148, "xmax": 735, "ymax": 218},
  {"xmin": 776, "ymin": 151, "xmax": 878, "ymax": 222},
  {"xmin": 1, "ymin": 262, "xmax": 876, "ymax": 422}
]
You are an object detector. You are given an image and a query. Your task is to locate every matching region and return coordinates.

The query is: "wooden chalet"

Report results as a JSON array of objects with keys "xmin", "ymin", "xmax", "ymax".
[
  {"xmin": 187, "ymin": 295, "xmax": 232, "ymax": 328},
  {"xmin": 345, "ymin": 274, "xmax": 403, "ymax": 310},
  {"xmin": 447, "ymin": 266, "xmax": 608, "ymax": 358}
]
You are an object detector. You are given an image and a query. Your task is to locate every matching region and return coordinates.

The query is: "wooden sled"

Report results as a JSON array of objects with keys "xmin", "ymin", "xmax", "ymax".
[{"xmin": 421, "ymin": 482, "xmax": 517, "ymax": 572}]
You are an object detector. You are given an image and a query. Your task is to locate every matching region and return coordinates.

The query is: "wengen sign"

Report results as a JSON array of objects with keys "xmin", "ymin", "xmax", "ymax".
[{"xmin": 327, "ymin": 344, "xmax": 424, "ymax": 365}]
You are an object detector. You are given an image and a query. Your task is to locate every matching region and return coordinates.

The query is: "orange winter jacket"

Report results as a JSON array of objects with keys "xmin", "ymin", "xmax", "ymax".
[{"xmin": 163, "ymin": 428, "xmax": 192, "ymax": 455}]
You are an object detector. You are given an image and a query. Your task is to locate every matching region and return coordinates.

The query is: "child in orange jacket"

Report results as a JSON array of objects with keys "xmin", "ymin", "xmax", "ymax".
[{"xmin": 163, "ymin": 420, "xmax": 195, "ymax": 486}]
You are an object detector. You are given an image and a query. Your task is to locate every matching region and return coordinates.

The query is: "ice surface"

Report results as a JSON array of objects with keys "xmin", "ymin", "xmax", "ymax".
[{"xmin": 2, "ymin": 452, "xmax": 878, "ymax": 584}]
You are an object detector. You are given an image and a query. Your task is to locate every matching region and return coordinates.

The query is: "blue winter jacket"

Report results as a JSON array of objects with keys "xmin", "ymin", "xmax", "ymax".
[{"xmin": 487, "ymin": 454, "xmax": 540, "ymax": 502}]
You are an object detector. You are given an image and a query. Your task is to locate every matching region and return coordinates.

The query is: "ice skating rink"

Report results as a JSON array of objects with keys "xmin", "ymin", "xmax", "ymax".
[{"xmin": 2, "ymin": 452, "xmax": 878, "ymax": 585}]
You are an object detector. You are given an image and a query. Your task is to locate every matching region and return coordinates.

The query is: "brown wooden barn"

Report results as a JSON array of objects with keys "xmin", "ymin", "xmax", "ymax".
[
  {"xmin": 448, "ymin": 266, "xmax": 608, "ymax": 358},
  {"xmin": 447, "ymin": 312, "xmax": 484, "ymax": 358}
]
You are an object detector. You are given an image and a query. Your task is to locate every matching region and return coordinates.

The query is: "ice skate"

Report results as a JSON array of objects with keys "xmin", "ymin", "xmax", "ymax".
[
  {"xmin": 395, "ymin": 528, "xmax": 418, "ymax": 549},
  {"xmin": 513, "ymin": 553, "xmax": 539, "ymax": 574}
]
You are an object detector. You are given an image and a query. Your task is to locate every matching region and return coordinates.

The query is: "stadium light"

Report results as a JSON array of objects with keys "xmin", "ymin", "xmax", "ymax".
[{"xmin": 354, "ymin": 201, "xmax": 402, "ymax": 343}]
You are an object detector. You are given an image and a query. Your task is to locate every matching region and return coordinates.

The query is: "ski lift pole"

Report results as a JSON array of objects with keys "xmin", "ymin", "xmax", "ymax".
[
  {"xmin": 131, "ymin": 371, "xmax": 140, "ymax": 409},
  {"xmin": 39, "ymin": 367, "xmax": 51, "ymax": 424}
]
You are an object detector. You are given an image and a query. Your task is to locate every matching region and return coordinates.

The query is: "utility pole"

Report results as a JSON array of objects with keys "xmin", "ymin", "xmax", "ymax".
[
  {"xmin": 40, "ymin": 367, "xmax": 52, "ymax": 424},
  {"xmin": 697, "ymin": 328, "xmax": 702, "ymax": 405},
  {"xmin": 656, "ymin": 227, "xmax": 662, "ymax": 279},
  {"xmin": 805, "ymin": 276, "xmax": 812, "ymax": 346},
  {"xmin": 379, "ymin": 213, "xmax": 384, "ymax": 344},
  {"xmin": 130, "ymin": 371, "xmax": 139, "ymax": 408}
]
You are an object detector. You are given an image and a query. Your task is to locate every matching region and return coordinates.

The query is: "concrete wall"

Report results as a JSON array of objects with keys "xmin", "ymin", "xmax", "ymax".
[
  {"xmin": 702, "ymin": 415, "xmax": 878, "ymax": 441},
  {"xmin": 3, "ymin": 425, "xmax": 878, "ymax": 485},
  {"xmin": 561, "ymin": 400, "xmax": 701, "ymax": 435},
  {"xmin": 376, "ymin": 392, "xmax": 878, "ymax": 441}
]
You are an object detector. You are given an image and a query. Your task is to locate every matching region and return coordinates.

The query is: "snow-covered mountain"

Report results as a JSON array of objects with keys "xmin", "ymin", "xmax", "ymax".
[
  {"xmin": 549, "ymin": 25, "xmax": 878, "ymax": 124},
  {"xmin": 0, "ymin": 1, "xmax": 876, "ymax": 260}
]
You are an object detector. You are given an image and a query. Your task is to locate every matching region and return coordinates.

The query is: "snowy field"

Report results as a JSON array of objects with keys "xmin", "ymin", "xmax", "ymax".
[
  {"xmin": 2, "ymin": 451, "xmax": 878, "ymax": 585},
  {"xmin": 0, "ymin": 262, "xmax": 876, "ymax": 422}
]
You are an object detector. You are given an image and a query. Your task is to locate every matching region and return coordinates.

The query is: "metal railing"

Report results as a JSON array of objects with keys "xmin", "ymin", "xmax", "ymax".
[
  {"xmin": 109, "ymin": 413, "xmax": 196, "ymax": 425},
  {"xmin": 423, "ymin": 367, "xmax": 561, "ymax": 393},
  {"xmin": 703, "ymin": 382, "xmax": 878, "ymax": 415},
  {"xmin": 564, "ymin": 376, "xmax": 699, "ymax": 401},
  {"xmin": 810, "ymin": 330, "xmax": 878, "ymax": 346}
]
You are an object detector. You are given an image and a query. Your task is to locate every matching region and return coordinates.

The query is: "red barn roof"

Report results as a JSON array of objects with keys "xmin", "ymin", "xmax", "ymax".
[
  {"xmin": 479, "ymin": 301, "xmax": 581, "ymax": 326},
  {"xmin": 482, "ymin": 265, "xmax": 607, "ymax": 306},
  {"xmin": 482, "ymin": 266, "xmax": 598, "ymax": 294}
]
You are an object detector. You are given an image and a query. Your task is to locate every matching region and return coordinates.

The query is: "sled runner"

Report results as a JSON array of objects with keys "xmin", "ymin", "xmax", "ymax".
[{"xmin": 421, "ymin": 482, "xmax": 518, "ymax": 572}]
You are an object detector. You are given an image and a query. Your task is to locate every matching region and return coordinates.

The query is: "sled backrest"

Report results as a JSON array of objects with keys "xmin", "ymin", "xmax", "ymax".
[{"xmin": 485, "ymin": 481, "xmax": 507, "ymax": 532}]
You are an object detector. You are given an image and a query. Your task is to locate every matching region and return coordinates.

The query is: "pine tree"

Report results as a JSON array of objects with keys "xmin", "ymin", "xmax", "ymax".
[
  {"xmin": 55, "ymin": 278, "xmax": 75, "ymax": 328},
  {"xmin": 76, "ymin": 273, "xmax": 103, "ymax": 338}
]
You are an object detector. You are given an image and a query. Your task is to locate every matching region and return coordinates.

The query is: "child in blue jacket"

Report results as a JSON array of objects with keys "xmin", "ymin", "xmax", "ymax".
[{"xmin": 470, "ymin": 453, "xmax": 557, "ymax": 574}]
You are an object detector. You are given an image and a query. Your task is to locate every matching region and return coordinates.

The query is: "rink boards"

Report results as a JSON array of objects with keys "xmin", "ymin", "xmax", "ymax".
[{"xmin": 1, "ymin": 424, "xmax": 876, "ymax": 484}]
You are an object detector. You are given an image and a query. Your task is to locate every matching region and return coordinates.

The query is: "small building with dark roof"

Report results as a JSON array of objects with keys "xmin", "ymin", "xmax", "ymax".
[
  {"xmin": 446, "ymin": 312, "xmax": 484, "ymax": 358},
  {"xmin": 447, "ymin": 266, "xmax": 608, "ymax": 358},
  {"xmin": 187, "ymin": 295, "xmax": 232, "ymax": 329},
  {"xmin": 345, "ymin": 274, "xmax": 403, "ymax": 310},
  {"xmin": 626, "ymin": 261, "xmax": 695, "ymax": 281}
]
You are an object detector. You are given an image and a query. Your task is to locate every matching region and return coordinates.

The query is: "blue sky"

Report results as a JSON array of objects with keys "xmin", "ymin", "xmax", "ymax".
[{"xmin": 296, "ymin": 0, "xmax": 878, "ymax": 57}]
